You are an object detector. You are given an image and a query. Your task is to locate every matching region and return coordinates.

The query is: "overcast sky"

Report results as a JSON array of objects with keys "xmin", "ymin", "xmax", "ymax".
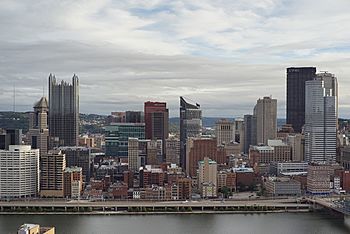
[{"xmin": 1, "ymin": 0, "xmax": 350, "ymax": 118}]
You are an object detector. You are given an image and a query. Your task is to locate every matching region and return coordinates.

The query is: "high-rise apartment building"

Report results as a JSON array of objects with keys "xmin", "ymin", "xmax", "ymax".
[
  {"xmin": 26, "ymin": 97, "xmax": 49, "ymax": 156},
  {"xmin": 180, "ymin": 97, "xmax": 202, "ymax": 170},
  {"xmin": 305, "ymin": 78, "xmax": 337, "ymax": 163},
  {"xmin": 0, "ymin": 145, "xmax": 39, "ymax": 198},
  {"xmin": 286, "ymin": 67, "xmax": 316, "ymax": 133},
  {"xmin": 215, "ymin": 119, "xmax": 235, "ymax": 146},
  {"xmin": 40, "ymin": 150, "xmax": 66, "ymax": 197},
  {"xmin": 254, "ymin": 96, "xmax": 277, "ymax": 145},
  {"xmin": 198, "ymin": 157, "xmax": 217, "ymax": 198},
  {"xmin": 48, "ymin": 74, "xmax": 79, "ymax": 147}
]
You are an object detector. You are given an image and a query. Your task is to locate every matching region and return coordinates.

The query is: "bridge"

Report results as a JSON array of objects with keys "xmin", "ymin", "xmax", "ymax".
[{"xmin": 0, "ymin": 199, "xmax": 310, "ymax": 214}]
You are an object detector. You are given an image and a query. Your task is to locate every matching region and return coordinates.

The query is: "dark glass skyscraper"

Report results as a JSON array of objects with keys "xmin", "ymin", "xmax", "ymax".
[
  {"xmin": 48, "ymin": 74, "xmax": 79, "ymax": 147},
  {"xmin": 286, "ymin": 67, "xmax": 316, "ymax": 133},
  {"xmin": 180, "ymin": 97, "xmax": 202, "ymax": 170}
]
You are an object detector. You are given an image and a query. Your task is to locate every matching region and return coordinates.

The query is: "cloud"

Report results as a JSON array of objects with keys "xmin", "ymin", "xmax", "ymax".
[{"xmin": 0, "ymin": 0, "xmax": 350, "ymax": 118}]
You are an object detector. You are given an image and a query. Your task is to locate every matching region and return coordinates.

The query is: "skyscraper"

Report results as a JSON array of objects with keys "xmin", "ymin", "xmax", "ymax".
[
  {"xmin": 254, "ymin": 96, "xmax": 277, "ymax": 145},
  {"xmin": 304, "ymin": 78, "xmax": 337, "ymax": 163},
  {"xmin": 144, "ymin": 101, "xmax": 169, "ymax": 160},
  {"xmin": 26, "ymin": 97, "xmax": 49, "ymax": 156},
  {"xmin": 215, "ymin": 119, "xmax": 235, "ymax": 146},
  {"xmin": 286, "ymin": 67, "xmax": 316, "ymax": 133},
  {"xmin": 243, "ymin": 114, "xmax": 257, "ymax": 153},
  {"xmin": 48, "ymin": 74, "xmax": 79, "ymax": 147},
  {"xmin": 180, "ymin": 96, "xmax": 202, "ymax": 170}
]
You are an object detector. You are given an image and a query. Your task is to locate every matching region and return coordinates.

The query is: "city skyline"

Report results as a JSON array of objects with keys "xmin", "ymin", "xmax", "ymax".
[{"xmin": 0, "ymin": 1, "xmax": 350, "ymax": 118}]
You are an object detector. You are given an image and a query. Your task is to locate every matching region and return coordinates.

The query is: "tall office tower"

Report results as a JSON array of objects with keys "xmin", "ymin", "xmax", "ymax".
[
  {"xmin": 126, "ymin": 111, "xmax": 144, "ymax": 123},
  {"xmin": 165, "ymin": 137, "xmax": 180, "ymax": 165},
  {"xmin": 0, "ymin": 145, "xmax": 39, "ymax": 198},
  {"xmin": 128, "ymin": 138, "xmax": 139, "ymax": 172},
  {"xmin": 254, "ymin": 96, "xmax": 277, "ymax": 145},
  {"xmin": 243, "ymin": 114, "xmax": 257, "ymax": 153},
  {"xmin": 215, "ymin": 119, "xmax": 235, "ymax": 146},
  {"xmin": 26, "ymin": 97, "xmax": 49, "ymax": 156},
  {"xmin": 287, "ymin": 134, "xmax": 305, "ymax": 162},
  {"xmin": 316, "ymin": 72, "xmax": 338, "ymax": 127},
  {"xmin": 180, "ymin": 97, "xmax": 202, "ymax": 170},
  {"xmin": 40, "ymin": 150, "xmax": 66, "ymax": 197},
  {"xmin": 48, "ymin": 74, "xmax": 79, "ymax": 147},
  {"xmin": 305, "ymin": 79, "xmax": 337, "ymax": 163},
  {"xmin": 105, "ymin": 123, "xmax": 145, "ymax": 157},
  {"xmin": 235, "ymin": 118, "xmax": 245, "ymax": 153},
  {"xmin": 59, "ymin": 146, "xmax": 92, "ymax": 182},
  {"xmin": 198, "ymin": 157, "xmax": 217, "ymax": 198},
  {"xmin": 144, "ymin": 102, "xmax": 169, "ymax": 160},
  {"xmin": 287, "ymin": 67, "xmax": 316, "ymax": 133}
]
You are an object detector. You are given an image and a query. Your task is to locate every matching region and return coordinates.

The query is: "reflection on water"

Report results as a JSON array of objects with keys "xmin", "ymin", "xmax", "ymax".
[{"xmin": 0, "ymin": 213, "xmax": 349, "ymax": 234}]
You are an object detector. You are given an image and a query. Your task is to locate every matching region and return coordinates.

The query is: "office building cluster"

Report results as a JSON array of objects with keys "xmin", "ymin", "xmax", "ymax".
[{"xmin": 1, "ymin": 66, "xmax": 349, "ymax": 201}]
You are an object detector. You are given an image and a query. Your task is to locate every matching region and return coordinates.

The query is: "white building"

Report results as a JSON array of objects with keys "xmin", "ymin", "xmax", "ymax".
[
  {"xmin": 305, "ymin": 78, "xmax": 337, "ymax": 163},
  {"xmin": 0, "ymin": 145, "xmax": 39, "ymax": 198}
]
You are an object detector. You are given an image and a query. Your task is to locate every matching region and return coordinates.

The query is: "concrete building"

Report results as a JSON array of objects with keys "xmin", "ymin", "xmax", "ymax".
[
  {"xmin": 198, "ymin": 157, "xmax": 217, "ymax": 198},
  {"xmin": 269, "ymin": 162, "xmax": 309, "ymax": 176},
  {"xmin": 307, "ymin": 164, "xmax": 333, "ymax": 195},
  {"xmin": 235, "ymin": 118, "xmax": 245, "ymax": 153},
  {"xmin": 0, "ymin": 145, "xmax": 39, "ymax": 198},
  {"xmin": 63, "ymin": 167, "xmax": 83, "ymax": 198},
  {"xmin": 249, "ymin": 140, "xmax": 290, "ymax": 165},
  {"xmin": 180, "ymin": 96, "xmax": 202, "ymax": 170},
  {"xmin": 165, "ymin": 137, "xmax": 180, "ymax": 165},
  {"xmin": 105, "ymin": 123, "xmax": 145, "ymax": 157},
  {"xmin": 305, "ymin": 78, "xmax": 337, "ymax": 163},
  {"xmin": 254, "ymin": 96, "xmax": 277, "ymax": 145},
  {"xmin": 215, "ymin": 119, "xmax": 235, "ymax": 146},
  {"xmin": 286, "ymin": 67, "xmax": 316, "ymax": 133},
  {"xmin": 265, "ymin": 177, "xmax": 301, "ymax": 197},
  {"xmin": 340, "ymin": 146, "xmax": 350, "ymax": 170},
  {"xmin": 287, "ymin": 134, "xmax": 304, "ymax": 161},
  {"xmin": 48, "ymin": 74, "xmax": 79, "ymax": 147},
  {"xmin": 26, "ymin": 97, "xmax": 49, "ymax": 156},
  {"xmin": 40, "ymin": 150, "xmax": 66, "ymax": 197}
]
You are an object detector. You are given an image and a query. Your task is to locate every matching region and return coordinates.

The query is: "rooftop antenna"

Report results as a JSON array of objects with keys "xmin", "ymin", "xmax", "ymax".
[{"xmin": 13, "ymin": 83, "xmax": 16, "ymax": 113}]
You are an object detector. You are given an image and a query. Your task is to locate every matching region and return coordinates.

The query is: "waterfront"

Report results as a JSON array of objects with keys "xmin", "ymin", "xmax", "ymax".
[{"xmin": 0, "ymin": 213, "xmax": 349, "ymax": 234}]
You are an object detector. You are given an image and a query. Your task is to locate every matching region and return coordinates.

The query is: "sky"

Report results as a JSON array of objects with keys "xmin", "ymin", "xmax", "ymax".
[{"xmin": 1, "ymin": 0, "xmax": 350, "ymax": 118}]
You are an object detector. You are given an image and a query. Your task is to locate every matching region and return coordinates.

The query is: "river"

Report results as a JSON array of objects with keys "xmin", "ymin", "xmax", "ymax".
[{"xmin": 0, "ymin": 213, "xmax": 349, "ymax": 234}]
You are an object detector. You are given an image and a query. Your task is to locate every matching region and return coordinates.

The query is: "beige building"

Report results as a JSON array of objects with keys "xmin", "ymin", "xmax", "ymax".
[
  {"xmin": 307, "ymin": 164, "xmax": 333, "ymax": 195},
  {"xmin": 40, "ymin": 150, "xmax": 66, "ymax": 197},
  {"xmin": 198, "ymin": 157, "xmax": 217, "ymax": 198},
  {"xmin": 287, "ymin": 134, "xmax": 304, "ymax": 161},
  {"xmin": 254, "ymin": 96, "xmax": 277, "ymax": 145},
  {"xmin": 128, "ymin": 138, "xmax": 139, "ymax": 172},
  {"xmin": 215, "ymin": 119, "xmax": 235, "ymax": 146},
  {"xmin": 18, "ymin": 224, "xmax": 55, "ymax": 234}
]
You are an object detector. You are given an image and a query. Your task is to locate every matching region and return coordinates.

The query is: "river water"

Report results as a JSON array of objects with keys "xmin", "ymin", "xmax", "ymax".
[{"xmin": 0, "ymin": 213, "xmax": 349, "ymax": 234}]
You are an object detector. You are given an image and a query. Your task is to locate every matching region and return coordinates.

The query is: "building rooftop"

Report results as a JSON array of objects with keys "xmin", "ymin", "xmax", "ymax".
[{"xmin": 34, "ymin": 96, "xmax": 48, "ymax": 109}]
